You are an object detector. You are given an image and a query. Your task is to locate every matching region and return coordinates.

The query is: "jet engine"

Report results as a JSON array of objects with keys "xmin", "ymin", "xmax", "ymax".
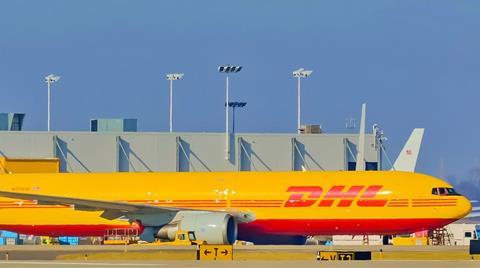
[{"xmin": 156, "ymin": 211, "xmax": 238, "ymax": 244}]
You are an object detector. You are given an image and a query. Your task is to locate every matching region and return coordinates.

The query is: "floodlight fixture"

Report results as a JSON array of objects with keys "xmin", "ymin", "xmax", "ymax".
[
  {"xmin": 227, "ymin": 101, "xmax": 247, "ymax": 108},
  {"xmin": 166, "ymin": 73, "xmax": 184, "ymax": 81},
  {"xmin": 292, "ymin": 68, "xmax": 312, "ymax": 78},
  {"xmin": 218, "ymin": 64, "xmax": 242, "ymax": 73},
  {"xmin": 45, "ymin": 74, "xmax": 61, "ymax": 83},
  {"xmin": 166, "ymin": 73, "xmax": 184, "ymax": 132}
]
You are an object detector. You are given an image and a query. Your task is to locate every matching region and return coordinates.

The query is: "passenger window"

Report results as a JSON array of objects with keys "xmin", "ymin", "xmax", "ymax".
[
  {"xmin": 465, "ymin": 232, "xmax": 472, "ymax": 238},
  {"xmin": 432, "ymin": 188, "xmax": 438, "ymax": 195}
]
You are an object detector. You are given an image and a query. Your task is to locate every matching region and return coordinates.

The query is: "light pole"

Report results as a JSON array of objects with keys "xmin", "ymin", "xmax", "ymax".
[
  {"xmin": 227, "ymin": 101, "xmax": 247, "ymax": 134},
  {"xmin": 45, "ymin": 74, "xmax": 61, "ymax": 132},
  {"xmin": 166, "ymin": 73, "xmax": 184, "ymax": 133},
  {"xmin": 218, "ymin": 64, "xmax": 242, "ymax": 160},
  {"xmin": 292, "ymin": 68, "xmax": 312, "ymax": 133}
]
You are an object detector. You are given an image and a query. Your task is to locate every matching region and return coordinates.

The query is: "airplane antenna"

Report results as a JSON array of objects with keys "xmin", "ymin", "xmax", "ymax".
[{"xmin": 373, "ymin": 124, "xmax": 394, "ymax": 170}]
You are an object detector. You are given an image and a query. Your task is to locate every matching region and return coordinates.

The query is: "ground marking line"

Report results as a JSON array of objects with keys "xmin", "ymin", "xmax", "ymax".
[{"xmin": 0, "ymin": 261, "xmax": 166, "ymax": 266}]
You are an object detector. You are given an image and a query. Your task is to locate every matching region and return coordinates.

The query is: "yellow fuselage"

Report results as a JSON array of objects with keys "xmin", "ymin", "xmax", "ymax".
[{"xmin": 0, "ymin": 171, "xmax": 471, "ymax": 238}]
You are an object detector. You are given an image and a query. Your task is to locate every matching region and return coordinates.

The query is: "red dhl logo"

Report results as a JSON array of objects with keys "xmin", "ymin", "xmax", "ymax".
[{"xmin": 284, "ymin": 185, "xmax": 387, "ymax": 207}]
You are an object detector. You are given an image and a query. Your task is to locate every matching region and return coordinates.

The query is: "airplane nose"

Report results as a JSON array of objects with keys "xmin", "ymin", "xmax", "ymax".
[{"xmin": 456, "ymin": 196, "xmax": 472, "ymax": 219}]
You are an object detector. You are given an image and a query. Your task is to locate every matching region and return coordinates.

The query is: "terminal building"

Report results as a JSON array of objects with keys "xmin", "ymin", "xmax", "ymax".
[
  {"xmin": 0, "ymin": 130, "xmax": 380, "ymax": 173},
  {"xmin": 0, "ymin": 115, "xmax": 382, "ymax": 173}
]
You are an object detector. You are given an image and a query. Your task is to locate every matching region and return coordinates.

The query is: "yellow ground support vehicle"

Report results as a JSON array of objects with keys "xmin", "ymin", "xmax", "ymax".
[
  {"xmin": 156, "ymin": 231, "xmax": 205, "ymax": 246},
  {"xmin": 41, "ymin": 236, "xmax": 56, "ymax": 245}
]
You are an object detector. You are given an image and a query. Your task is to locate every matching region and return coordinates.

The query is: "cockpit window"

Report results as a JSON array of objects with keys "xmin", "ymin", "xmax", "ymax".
[
  {"xmin": 432, "ymin": 187, "xmax": 461, "ymax": 196},
  {"xmin": 446, "ymin": 188, "xmax": 460, "ymax": 195}
]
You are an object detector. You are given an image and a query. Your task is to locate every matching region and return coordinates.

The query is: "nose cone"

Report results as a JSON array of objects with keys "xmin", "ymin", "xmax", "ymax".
[{"xmin": 456, "ymin": 196, "xmax": 473, "ymax": 219}]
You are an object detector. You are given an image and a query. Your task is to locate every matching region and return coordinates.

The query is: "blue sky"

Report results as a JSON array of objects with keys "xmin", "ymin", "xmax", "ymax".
[{"xmin": 0, "ymin": 0, "xmax": 479, "ymax": 178}]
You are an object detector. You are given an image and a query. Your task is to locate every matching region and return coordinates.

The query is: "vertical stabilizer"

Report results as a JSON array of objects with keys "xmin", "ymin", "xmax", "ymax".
[
  {"xmin": 355, "ymin": 103, "xmax": 366, "ymax": 171},
  {"xmin": 392, "ymin": 128, "xmax": 424, "ymax": 172}
]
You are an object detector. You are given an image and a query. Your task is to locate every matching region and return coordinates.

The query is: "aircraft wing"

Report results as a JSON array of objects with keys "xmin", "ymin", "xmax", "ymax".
[{"xmin": 0, "ymin": 190, "xmax": 255, "ymax": 223}]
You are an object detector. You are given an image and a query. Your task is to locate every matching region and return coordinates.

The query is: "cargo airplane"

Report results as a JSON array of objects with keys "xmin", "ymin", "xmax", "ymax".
[{"xmin": 0, "ymin": 171, "xmax": 472, "ymax": 245}]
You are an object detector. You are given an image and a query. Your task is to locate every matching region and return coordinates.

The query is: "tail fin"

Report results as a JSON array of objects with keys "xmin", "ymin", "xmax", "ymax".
[{"xmin": 392, "ymin": 128, "xmax": 424, "ymax": 172}]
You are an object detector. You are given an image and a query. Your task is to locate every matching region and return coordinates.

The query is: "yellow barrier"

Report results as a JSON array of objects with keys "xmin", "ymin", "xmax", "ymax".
[
  {"xmin": 0, "ymin": 157, "xmax": 59, "ymax": 174},
  {"xmin": 392, "ymin": 237, "xmax": 428, "ymax": 246}
]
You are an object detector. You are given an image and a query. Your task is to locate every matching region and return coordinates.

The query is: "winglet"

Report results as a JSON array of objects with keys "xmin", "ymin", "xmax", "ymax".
[{"xmin": 392, "ymin": 128, "xmax": 425, "ymax": 172}]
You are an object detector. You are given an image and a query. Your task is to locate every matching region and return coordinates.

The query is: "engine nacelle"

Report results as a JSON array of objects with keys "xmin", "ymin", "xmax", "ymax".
[
  {"xmin": 156, "ymin": 223, "xmax": 179, "ymax": 241},
  {"xmin": 156, "ymin": 211, "xmax": 237, "ymax": 244}
]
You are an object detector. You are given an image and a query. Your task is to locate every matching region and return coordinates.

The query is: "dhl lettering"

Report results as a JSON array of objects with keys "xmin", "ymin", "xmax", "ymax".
[
  {"xmin": 320, "ymin": 185, "xmax": 364, "ymax": 207},
  {"xmin": 284, "ymin": 186, "xmax": 322, "ymax": 207},
  {"xmin": 284, "ymin": 185, "xmax": 388, "ymax": 208},
  {"xmin": 357, "ymin": 185, "xmax": 388, "ymax": 207},
  {"xmin": 324, "ymin": 186, "xmax": 364, "ymax": 198},
  {"xmin": 360, "ymin": 185, "xmax": 383, "ymax": 198},
  {"xmin": 318, "ymin": 199, "xmax": 334, "ymax": 207}
]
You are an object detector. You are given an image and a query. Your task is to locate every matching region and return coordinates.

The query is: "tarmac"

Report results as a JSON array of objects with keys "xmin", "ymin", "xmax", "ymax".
[
  {"xmin": 0, "ymin": 245, "xmax": 477, "ymax": 267},
  {"xmin": 0, "ymin": 260, "xmax": 478, "ymax": 268}
]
